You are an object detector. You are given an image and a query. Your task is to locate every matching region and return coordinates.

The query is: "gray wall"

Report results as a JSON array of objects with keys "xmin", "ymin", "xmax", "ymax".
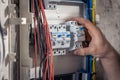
[{"xmin": 96, "ymin": 0, "xmax": 120, "ymax": 80}]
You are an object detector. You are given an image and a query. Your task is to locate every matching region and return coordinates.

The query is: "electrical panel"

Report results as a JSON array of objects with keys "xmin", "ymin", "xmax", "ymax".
[
  {"xmin": 29, "ymin": 0, "xmax": 87, "ymax": 77},
  {"xmin": 29, "ymin": 0, "xmax": 86, "ymax": 79},
  {"xmin": 0, "ymin": 0, "xmax": 95, "ymax": 80},
  {"xmin": 31, "ymin": 0, "xmax": 86, "ymax": 56}
]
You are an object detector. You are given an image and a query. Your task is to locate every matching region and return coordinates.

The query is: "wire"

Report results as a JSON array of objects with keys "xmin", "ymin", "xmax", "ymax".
[
  {"xmin": 32, "ymin": 0, "xmax": 38, "ymax": 80},
  {"xmin": 38, "ymin": 0, "xmax": 54, "ymax": 80},
  {"xmin": 32, "ymin": 0, "xmax": 54, "ymax": 80},
  {"xmin": 32, "ymin": 0, "xmax": 48, "ymax": 79},
  {"xmin": 92, "ymin": 0, "xmax": 96, "ymax": 80}
]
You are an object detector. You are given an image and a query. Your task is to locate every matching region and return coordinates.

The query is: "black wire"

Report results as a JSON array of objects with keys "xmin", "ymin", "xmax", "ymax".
[
  {"xmin": 33, "ymin": 0, "xmax": 52, "ymax": 79},
  {"xmin": 34, "ymin": 0, "xmax": 40, "ymax": 20},
  {"xmin": 34, "ymin": 0, "xmax": 46, "ymax": 59},
  {"xmin": 32, "ymin": 1, "xmax": 43, "ymax": 79},
  {"xmin": 33, "ymin": 0, "xmax": 49, "ymax": 79},
  {"xmin": 38, "ymin": 9, "xmax": 50, "ymax": 80}
]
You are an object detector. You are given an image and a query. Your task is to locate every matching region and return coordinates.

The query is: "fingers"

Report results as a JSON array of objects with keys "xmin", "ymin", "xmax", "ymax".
[
  {"xmin": 68, "ymin": 18, "xmax": 88, "ymax": 25},
  {"xmin": 69, "ymin": 18, "xmax": 99, "ymax": 37},
  {"xmin": 74, "ymin": 47, "xmax": 94, "ymax": 56}
]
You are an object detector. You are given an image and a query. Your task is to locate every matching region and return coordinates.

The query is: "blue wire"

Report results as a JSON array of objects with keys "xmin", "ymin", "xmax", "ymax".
[{"xmin": 85, "ymin": 0, "xmax": 93, "ymax": 80}]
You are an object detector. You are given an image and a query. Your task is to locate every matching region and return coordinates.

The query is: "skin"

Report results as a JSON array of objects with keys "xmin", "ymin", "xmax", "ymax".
[{"xmin": 70, "ymin": 18, "xmax": 120, "ymax": 80}]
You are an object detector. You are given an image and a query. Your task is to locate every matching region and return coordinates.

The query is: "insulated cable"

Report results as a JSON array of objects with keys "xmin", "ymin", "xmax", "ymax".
[
  {"xmin": 39, "ymin": 0, "xmax": 54, "ymax": 80},
  {"xmin": 32, "ymin": 0, "xmax": 38, "ymax": 80}
]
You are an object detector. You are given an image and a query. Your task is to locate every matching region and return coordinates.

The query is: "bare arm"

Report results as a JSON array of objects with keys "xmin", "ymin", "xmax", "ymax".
[
  {"xmin": 101, "ymin": 48, "xmax": 120, "ymax": 80},
  {"xmin": 70, "ymin": 18, "xmax": 120, "ymax": 80}
]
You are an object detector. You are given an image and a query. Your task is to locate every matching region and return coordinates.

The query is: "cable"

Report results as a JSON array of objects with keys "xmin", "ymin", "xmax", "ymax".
[
  {"xmin": 32, "ymin": 0, "xmax": 48, "ymax": 79},
  {"xmin": 32, "ymin": 0, "xmax": 54, "ymax": 80},
  {"xmin": 32, "ymin": 0, "xmax": 38, "ymax": 80},
  {"xmin": 38, "ymin": 0, "xmax": 54, "ymax": 80}
]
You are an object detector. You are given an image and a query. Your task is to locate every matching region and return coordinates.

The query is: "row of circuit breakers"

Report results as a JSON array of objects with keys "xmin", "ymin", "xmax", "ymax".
[
  {"xmin": 42, "ymin": 21, "xmax": 85, "ymax": 55},
  {"xmin": 31, "ymin": 21, "xmax": 85, "ymax": 55}
]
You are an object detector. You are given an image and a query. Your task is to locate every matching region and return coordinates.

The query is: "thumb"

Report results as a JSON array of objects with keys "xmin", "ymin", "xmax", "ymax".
[{"xmin": 74, "ymin": 47, "xmax": 94, "ymax": 56}]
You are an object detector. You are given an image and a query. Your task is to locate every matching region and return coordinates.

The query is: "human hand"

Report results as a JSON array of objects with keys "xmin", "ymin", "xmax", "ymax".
[{"xmin": 70, "ymin": 18, "xmax": 113, "ymax": 58}]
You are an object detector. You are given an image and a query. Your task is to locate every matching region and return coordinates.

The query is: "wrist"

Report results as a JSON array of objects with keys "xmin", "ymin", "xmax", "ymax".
[
  {"xmin": 101, "ymin": 44, "xmax": 117, "ymax": 61},
  {"xmin": 100, "ymin": 43, "xmax": 115, "ymax": 60}
]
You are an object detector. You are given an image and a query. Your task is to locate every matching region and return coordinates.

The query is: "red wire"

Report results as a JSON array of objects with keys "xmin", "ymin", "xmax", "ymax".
[
  {"xmin": 39, "ymin": 0, "xmax": 54, "ymax": 80},
  {"xmin": 32, "ymin": 0, "xmax": 38, "ymax": 80}
]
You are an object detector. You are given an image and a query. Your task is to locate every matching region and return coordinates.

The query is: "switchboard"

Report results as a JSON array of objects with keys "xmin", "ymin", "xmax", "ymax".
[{"xmin": 0, "ymin": 0, "xmax": 96, "ymax": 80}]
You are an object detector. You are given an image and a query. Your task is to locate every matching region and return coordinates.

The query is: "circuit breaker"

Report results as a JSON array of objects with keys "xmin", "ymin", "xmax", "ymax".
[{"xmin": 50, "ymin": 21, "xmax": 85, "ymax": 56}]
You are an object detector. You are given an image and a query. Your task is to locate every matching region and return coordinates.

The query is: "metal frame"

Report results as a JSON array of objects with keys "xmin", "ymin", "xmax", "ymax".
[{"xmin": 19, "ymin": 0, "xmax": 32, "ymax": 80}]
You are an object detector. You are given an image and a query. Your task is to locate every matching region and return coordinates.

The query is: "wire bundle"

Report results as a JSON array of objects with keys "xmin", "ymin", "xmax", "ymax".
[{"xmin": 32, "ymin": 0, "xmax": 54, "ymax": 80}]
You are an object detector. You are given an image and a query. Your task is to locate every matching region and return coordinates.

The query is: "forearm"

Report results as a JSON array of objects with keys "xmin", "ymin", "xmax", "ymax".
[
  {"xmin": 101, "ymin": 47, "xmax": 120, "ymax": 80},
  {"xmin": 71, "ymin": 18, "xmax": 120, "ymax": 80}
]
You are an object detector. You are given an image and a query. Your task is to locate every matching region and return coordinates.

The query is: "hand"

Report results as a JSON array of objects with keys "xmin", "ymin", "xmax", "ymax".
[{"xmin": 70, "ymin": 18, "xmax": 113, "ymax": 58}]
